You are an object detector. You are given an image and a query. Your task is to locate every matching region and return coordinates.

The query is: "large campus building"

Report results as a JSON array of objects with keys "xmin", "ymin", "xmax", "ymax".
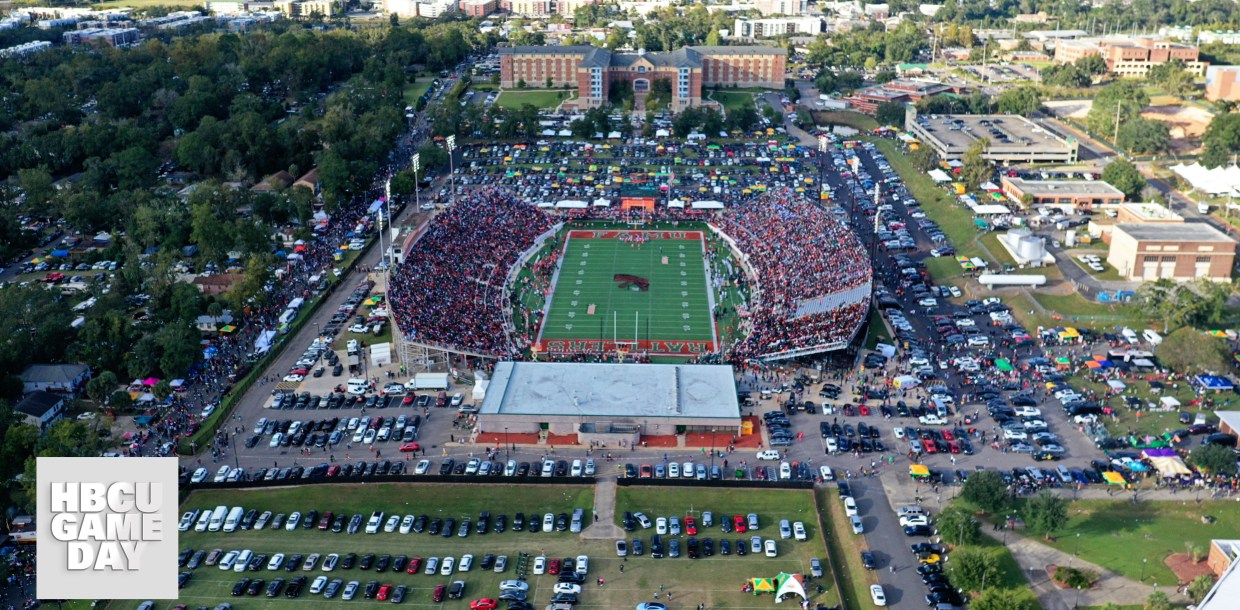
[
  {"xmin": 498, "ymin": 45, "xmax": 786, "ymax": 110},
  {"xmin": 905, "ymin": 110, "xmax": 1079, "ymax": 164},
  {"xmin": 477, "ymin": 361, "xmax": 743, "ymax": 445},
  {"xmin": 1054, "ymin": 37, "xmax": 1207, "ymax": 78}
]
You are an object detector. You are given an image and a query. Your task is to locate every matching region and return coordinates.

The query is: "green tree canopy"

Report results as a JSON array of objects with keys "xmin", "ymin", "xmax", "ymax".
[
  {"xmin": 961, "ymin": 470, "xmax": 1009, "ymax": 514},
  {"xmin": 1117, "ymin": 118, "xmax": 1171, "ymax": 155},
  {"xmin": 937, "ymin": 505, "xmax": 981, "ymax": 546},
  {"xmin": 996, "ymin": 87, "xmax": 1042, "ymax": 116},
  {"xmin": 948, "ymin": 547, "xmax": 1003, "ymax": 592},
  {"xmin": 960, "ymin": 138, "xmax": 992, "ymax": 190},
  {"xmin": 875, "ymin": 102, "xmax": 906, "ymax": 127},
  {"xmin": 1101, "ymin": 157, "xmax": 1147, "ymax": 200},
  {"xmin": 1191, "ymin": 442, "xmax": 1238, "ymax": 476},
  {"xmin": 1024, "ymin": 490, "xmax": 1069, "ymax": 540},
  {"xmin": 1200, "ymin": 113, "xmax": 1240, "ymax": 169},
  {"xmin": 1086, "ymin": 81, "xmax": 1150, "ymax": 137},
  {"xmin": 972, "ymin": 587, "xmax": 1039, "ymax": 610}
]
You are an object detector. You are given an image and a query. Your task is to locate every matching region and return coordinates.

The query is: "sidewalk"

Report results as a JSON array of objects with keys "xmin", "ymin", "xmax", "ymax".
[
  {"xmin": 984, "ymin": 527, "xmax": 1189, "ymax": 609},
  {"xmin": 581, "ymin": 476, "xmax": 624, "ymax": 540}
]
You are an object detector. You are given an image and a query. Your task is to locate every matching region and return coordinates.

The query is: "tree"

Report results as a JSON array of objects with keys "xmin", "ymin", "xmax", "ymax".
[
  {"xmin": 1086, "ymin": 81, "xmax": 1150, "ymax": 138},
  {"xmin": 909, "ymin": 146, "xmax": 939, "ymax": 172},
  {"xmin": 1148, "ymin": 60, "xmax": 1196, "ymax": 97},
  {"xmin": 1191, "ymin": 443, "xmax": 1239, "ymax": 476},
  {"xmin": 948, "ymin": 547, "xmax": 1002, "ymax": 592},
  {"xmin": 1144, "ymin": 590, "xmax": 1173, "ymax": 610},
  {"xmin": 1200, "ymin": 113, "xmax": 1240, "ymax": 169},
  {"xmin": 1024, "ymin": 490, "xmax": 1068, "ymax": 540},
  {"xmin": 1187, "ymin": 574, "xmax": 1215, "ymax": 603},
  {"xmin": 1101, "ymin": 157, "xmax": 1147, "ymax": 200},
  {"xmin": 1116, "ymin": 118, "xmax": 1170, "ymax": 155},
  {"xmin": 937, "ymin": 506, "xmax": 981, "ymax": 545},
  {"xmin": 972, "ymin": 588, "xmax": 1038, "ymax": 610},
  {"xmin": 1156, "ymin": 327, "xmax": 1234, "ymax": 373},
  {"xmin": 1077, "ymin": 54, "xmax": 1108, "ymax": 76},
  {"xmin": 961, "ymin": 470, "xmax": 1008, "ymax": 514},
  {"xmin": 996, "ymin": 87, "xmax": 1042, "ymax": 116},
  {"xmin": 17, "ymin": 166, "xmax": 55, "ymax": 211},
  {"xmin": 960, "ymin": 138, "xmax": 992, "ymax": 190},
  {"xmin": 875, "ymin": 102, "xmax": 906, "ymax": 127},
  {"xmin": 86, "ymin": 371, "xmax": 119, "ymax": 404}
]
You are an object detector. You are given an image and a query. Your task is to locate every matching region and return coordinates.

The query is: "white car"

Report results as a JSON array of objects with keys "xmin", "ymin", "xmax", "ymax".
[
  {"xmin": 218, "ymin": 550, "xmax": 239, "ymax": 571},
  {"xmin": 499, "ymin": 581, "xmax": 529, "ymax": 592},
  {"xmin": 459, "ymin": 554, "xmax": 473, "ymax": 572},
  {"xmin": 778, "ymin": 520, "xmax": 792, "ymax": 539},
  {"xmin": 399, "ymin": 515, "xmax": 415, "ymax": 534},
  {"xmin": 669, "ymin": 517, "xmax": 681, "ymax": 536},
  {"xmin": 779, "ymin": 462, "xmax": 792, "ymax": 480},
  {"xmin": 793, "ymin": 522, "xmax": 807, "ymax": 541},
  {"xmin": 553, "ymin": 583, "xmax": 582, "ymax": 595},
  {"xmin": 362, "ymin": 429, "xmax": 377, "ymax": 445},
  {"xmin": 543, "ymin": 513, "xmax": 555, "ymax": 532},
  {"xmin": 383, "ymin": 515, "xmax": 400, "ymax": 533},
  {"xmin": 870, "ymin": 584, "xmax": 887, "ymax": 607},
  {"xmin": 269, "ymin": 433, "xmax": 284, "ymax": 448},
  {"xmin": 967, "ymin": 336, "xmax": 990, "ymax": 347},
  {"xmin": 819, "ymin": 465, "xmax": 834, "ymax": 481},
  {"xmin": 440, "ymin": 556, "xmax": 455, "ymax": 575},
  {"xmin": 285, "ymin": 512, "xmax": 301, "ymax": 531},
  {"xmin": 1003, "ymin": 428, "xmax": 1028, "ymax": 441},
  {"xmin": 669, "ymin": 462, "xmax": 681, "ymax": 477},
  {"xmin": 213, "ymin": 465, "xmax": 231, "ymax": 482},
  {"xmin": 575, "ymin": 555, "xmax": 588, "ymax": 575},
  {"xmin": 365, "ymin": 511, "xmax": 383, "ymax": 534},
  {"xmin": 267, "ymin": 553, "xmax": 285, "ymax": 570},
  {"xmin": 849, "ymin": 515, "xmax": 863, "ymax": 534},
  {"xmin": 309, "ymin": 575, "xmax": 328, "ymax": 594},
  {"xmin": 843, "ymin": 497, "xmax": 858, "ymax": 517},
  {"xmin": 893, "ymin": 427, "xmax": 906, "ymax": 439},
  {"xmin": 532, "ymin": 556, "xmax": 547, "ymax": 575},
  {"xmin": 764, "ymin": 539, "xmax": 778, "ymax": 558},
  {"xmin": 899, "ymin": 515, "xmax": 930, "ymax": 527},
  {"xmin": 681, "ymin": 462, "xmax": 694, "ymax": 479},
  {"xmin": 190, "ymin": 468, "xmax": 208, "ymax": 483},
  {"xmin": 282, "ymin": 374, "xmax": 304, "ymax": 383},
  {"xmin": 465, "ymin": 458, "xmax": 481, "ymax": 474},
  {"xmin": 634, "ymin": 512, "xmax": 652, "ymax": 529},
  {"xmin": 415, "ymin": 460, "xmax": 431, "ymax": 474},
  {"xmin": 322, "ymin": 553, "xmax": 339, "ymax": 572},
  {"xmin": 917, "ymin": 297, "xmax": 938, "ymax": 308},
  {"xmin": 656, "ymin": 517, "xmax": 668, "ymax": 535},
  {"xmin": 1014, "ymin": 406, "xmax": 1042, "ymax": 418}
]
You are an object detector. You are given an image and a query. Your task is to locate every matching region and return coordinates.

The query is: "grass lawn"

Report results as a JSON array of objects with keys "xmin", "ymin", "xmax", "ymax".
[
  {"xmin": 710, "ymin": 90, "xmax": 756, "ymax": 112},
  {"xmin": 955, "ymin": 536, "xmax": 1027, "ymax": 591},
  {"xmin": 864, "ymin": 307, "xmax": 892, "ymax": 350},
  {"xmin": 404, "ymin": 81, "xmax": 434, "ymax": 106},
  {"xmin": 539, "ymin": 229, "xmax": 716, "ymax": 354},
  {"xmin": 613, "ymin": 487, "xmax": 843, "ymax": 609},
  {"xmin": 1065, "ymin": 371, "xmax": 1208, "ymax": 439},
  {"xmin": 496, "ymin": 90, "xmax": 574, "ymax": 109},
  {"xmin": 1038, "ymin": 500, "xmax": 1240, "ymax": 586},
  {"xmin": 816, "ymin": 487, "xmax": 871, "ymax": 610},
  {"xmin": 1029, "ymin": 292, "xmax": 1149, "ymax": 327},
  {"xmin": 811, "ymin": 111, "xmax": 879, "ymax": 132},
  {"xmin": 173, "ymin": 484, "xmax": 596, "ymax": 610}
]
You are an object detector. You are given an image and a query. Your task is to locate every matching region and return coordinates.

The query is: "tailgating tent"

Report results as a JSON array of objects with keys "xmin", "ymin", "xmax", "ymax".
[
  {"xmin": 751, "ymin": 578, "xmax": 776, "ymax": 594},
  {"xmin": 255, "ymin": 330, "xmax": 277, "ymax": 354},
  {"xmin": 1171, "ymin": 163, "xmax": 1240, "ymax": 195},
  {"xmin": 1058, "ymin": 327, "xmax": 1081, "ymax": 341},
  {"xmin": 1085, "ymin": 360, "xmax": 1102, "ymax": 370},
  {"xmin": 995, "ymin": 358, "xmax": 1013, "ymax": 372},
  {"xmin": 1160, "ymin": 396, "xmax": 1181, "ymax": 408},
  {"xmin": 774, "ymin": 573, "xmax": 806, "ymax": 601},
  {"xmin": 909, "ymin": 464, "xmax": 930, "ymax": 478},
  {"xmin": 980, "ymin": 181, "xmax": 1000, "ymax": 191},
  {"xmin": 1195, "ymin": 375, "xmax": 1235, "ymax": 391},
  {"xmin": 1143, "ymin": 449, "xmax": 1192, "ymax": 476},
  {"xmin": 928, "ymin": 169, "xmax": 951, "ymax": 183},
  {"xmin": 592, "ymin": 198, "xmax": 611, "ymax": 207},
  {"xmin": 971, "ymin": 204, "xmax": 1012, "ymax": 215},
  {"xmin": 692, "ymin": 200, "xmax": 725, "ymax": 209},
  {"xmin": 1102, "ymin": 471, "xmax": 1126, "ymax": 484},
  {"xmin": 668, "ymin": 200, "xmax": 686, "ymax": 208},
  {"xmin": 1107, "ymin": 379, "xmax": 1126, "ymax": 392}
]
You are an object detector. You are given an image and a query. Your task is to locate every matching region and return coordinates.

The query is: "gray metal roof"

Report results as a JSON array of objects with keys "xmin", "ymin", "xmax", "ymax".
[
  {"xmin": 580, "ymin": 47, "xmax": 612, "ymax": 68},
  {"xmin": 689, "ymin": 45, "xmax": 786, "ymax": 56},
  {"xmin": 500, "ymin": 45, "xmax": 595, "ymax": 55},
  {"xmin": 1114, "ymin": 222, "xmax": 1236, "ymax": 243},
  {"xmin": 480, "ymin": 362, "xmax": 740, "ymax": 419}
]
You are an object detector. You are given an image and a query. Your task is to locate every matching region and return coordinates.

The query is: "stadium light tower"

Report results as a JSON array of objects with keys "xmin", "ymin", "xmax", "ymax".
[
  {"xmin": 411, "ymin": 152, "xmax": 421, "ymax": 213},
  {"xmin": 446, "ymin": 135, "xmax": 457, "ymax": 208}
]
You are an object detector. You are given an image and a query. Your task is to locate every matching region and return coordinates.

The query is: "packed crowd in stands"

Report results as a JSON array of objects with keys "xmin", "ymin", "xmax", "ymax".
[
  {"xmin": 712, "ymin": 189, "xmax": 871, "ymax": 359},
  {"xmin": 389, "ymin": 189, "xmax": 555, "ymax": 356}
]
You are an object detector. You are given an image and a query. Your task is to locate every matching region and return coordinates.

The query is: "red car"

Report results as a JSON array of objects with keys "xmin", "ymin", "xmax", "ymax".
[
  {"xmin": 402, "ymin": 395, "xmax": 415, "ymax": 405},
  {"xmin": 922, "ymin": 439, "xmax": 937, "ymax": 454},
  {"xmin": 639, "ymin": 465, "xmax": 652, "ymax": 478},
  {"xmin": 432, "ymin": 585, "xmax": 447, "ymax": 602},
  {"xmin": 288, "ymin": 367, "xmax": 308, "ymax": 376},
  {"xmin": 376, "ymin": 584, "xmax": 393, "ymax": 601},
  {"xmin": 948, "ymin": 441, "xmax": 961, "ymax": 454},
  {"xmin": 548, "ymin": 558, "xmax": 562, "ymax": 575},
  {"xmin": 684, "ymin": 516, "xmax": 697, "ymax": 535},
  {"xmin": 733, "ymin": 514, "xmax": 747, "ymax": 533},
  {"xmin": 941, "ymin": 430, "xmax": 954, "ymax": 441},
  {"xmin": 407, "ymin": 557, "xmax": 423, "ymax": 574},
  {"xmin": 470, "ymin": 599, "xmax": 497, "ymax": 610},
  {"xmin": 400, "ymin": 442, "xmax": 421, "ymax": 453},
  {"xmin": 317, "ymin": 511, "xmax": 333, "ymax": 529},
  {"xmin": 326, "ymin": 465, "xmax": 341, "ymax": 477},
  {"xmin": 859, "ymin": 405, "xmax": 871, "ymax": 416}
]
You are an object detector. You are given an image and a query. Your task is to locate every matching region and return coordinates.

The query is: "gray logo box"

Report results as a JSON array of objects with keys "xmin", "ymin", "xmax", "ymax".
[{"xmin": 37, "ymin": 457, "xmax": 179, "ymax": 599}]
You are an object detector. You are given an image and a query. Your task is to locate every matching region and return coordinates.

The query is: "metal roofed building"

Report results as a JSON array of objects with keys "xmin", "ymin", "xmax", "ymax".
[
  {"xmin": 478, "ymin": 361, "xmax": 742, "ymax": 442},
  {"xmin": 1000, "ymin": 177, "xmax": 1124, "ymax": 209},
  {"xmin": 1107, "ymin": 222, "xmax": 1237, "ymax": 282}
]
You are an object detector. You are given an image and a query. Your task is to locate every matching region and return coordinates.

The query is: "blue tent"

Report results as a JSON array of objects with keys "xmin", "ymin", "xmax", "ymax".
[
  {"xmin": 50, "ymin": 249, "xmax": 70, "ymax": 257},
  {"xmin": 1195, "ymin": 375, "xmax": 1234, "ymax": 391}
]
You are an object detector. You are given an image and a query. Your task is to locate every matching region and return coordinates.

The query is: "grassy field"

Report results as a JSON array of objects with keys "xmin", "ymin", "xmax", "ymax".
[
  {"xmin": 1029, "ymin": 292, "xmax": 1148, "ymax": 327},
  {"xmin": 539, "ymin": 230, "xmax": 716, "ymax": 353},
  {"xmin": 404, "ymin": 81, "xmax": 434, "ymax": 105},
  {"xmin": 812, "ymin": 111, "xmax": 879, "ymax": 132},
  {"xmin": 1038, "ymin": 499, "xmax": 1240, "ymax": 586},
  {"xmin": 613, "ymin": 487, "xmax": 844, "ymax": 608},
  {"xmin": 710, "ymin": 91, "xmax": 756, "ymax": 112},
  {"xmin": 496, "ymin": 90, "xmax": 574, "ymax": 109},
  {"xmin": 171, "ymin": 484, "xmax": 596, "ymax": 610},
  {"xmin": 816, "ymin": 487, "xmax": 872, "ymax": 610}
]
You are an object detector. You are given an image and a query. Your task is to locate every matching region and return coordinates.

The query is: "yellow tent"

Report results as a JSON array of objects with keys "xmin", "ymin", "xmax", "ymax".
[
  {"xmin": 909, "ymin": 464, "xmax": 930, "ymax": 478},
  {"xmin": 751, "ymin": 578, "xmax": 776, "ymax": 594}
]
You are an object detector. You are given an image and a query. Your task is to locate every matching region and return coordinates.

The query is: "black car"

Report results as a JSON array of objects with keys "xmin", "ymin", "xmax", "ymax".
[
  {"xmin": 358, "ymin": 553, "xmax": 376, "ymax": 570},
  {"xmin": 265, "ymin": 578, "xmax": 286, "ymax": 597},
  {"xmin": 442, "ymin": 518, "xmax": 456, "ymax": 537},
  {"xmin": 550, "ymin": 593, "xmax": 578, "ymax": 605},
  {"xmin": 702, "ymin": 537, "xmax": 715, "ymax": 557},
  {"xmin": 439, "ymin": 459, "xmax": 455, "ymax": 475},
  {"xmin": 477, "ymin": 512, "xmax": 491, "ymax": 534},
  {"xmin": 860, "ymin": 551, "xmax": 877, "ymax": 570},
  {"xmin": 686, "ymin": 537, "xmax": 699, "ymax": 559},
  {"xmin": 719, "ymin": 539, "xmax": 731, "ymax": 555},
  {"xmin": 926, "ymin": 591, "xmax": 964, "ymax": 606},
  {"xmin": 630, "ymin": 538, "xmax": 644, "ymax": 556},
  {"xmin": 558, "ymin": 572, "xmax": 585, "ymax": 584},
  {"xmin": 285, "ymin": 554, "xmax": 304, "ymax": 572},
  {"xmin": 735, "ymin": 539, "xmax": 747, "ymax": 556},
  {"xmin": 494, "ymin": 515, "xmax": 507, "ymax": 533},
  {"xmin": 285, "ymin": 575, "xmax": 308, "ymax": 598},
  {"xmin": 348, "ymin": 513, "xmax": 363, "ymax": 534},
  {"xmin": 332, "ymin": 514, "xmax": 346, "ymax": 532},
  {"xmin": 555, "ymin": 513, "xmax": 569, "ymax": 531},
  {"xmin": 480, "ymin": 554, "xmax": 496, "ymax": 569},
  {"xmin": 246, "ymin": 578, "xmax": 265, "ymax": 596},
  {"xmin": 651, "ymin": 534, "xmax": 665, "ymax": 559},
  {"xmin": 392, "ymin": 555, "xmax": 408, "ymax": 572},
  {"xmin": 341, "ymin": 553, "xmax": 357, "ymax": 569},
  {"xmin": 623, "ymin": 512, "xmax": 636, "ymax": 531},
  {"xmin": 513, "ymin": 513, "xmax": 526, "ymax": 530}
]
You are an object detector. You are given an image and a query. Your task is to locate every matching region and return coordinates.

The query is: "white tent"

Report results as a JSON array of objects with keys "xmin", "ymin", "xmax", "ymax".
[
  {"xmin": 472, "ymin": 379, "xmax": 489, "ymax": 401},
  {"xmin": 607, "ymin": 131, "xmax": 623, "ymax": 139},
  {"xmin": 557, "ymin": 129, "xmax": 572, "ymax": 137},
  {"xmin": 1160, "ymin": 396, "xmax": 1181, "ymax": 408},
  {"xmin": 691, "ymin": 200, "xmax": 725, "ymax": 209},
  {"xmin": 980, "ymin": 181, "xmax": 1000, "ymax": 191},
  {"xmin": 928, "ymin": 169, "xmax": 951, "ymax": 183},
  {"xmin": 655, "ymin": 128, "xmax": 670, "ymax": 137},
  {"xmin": 667, "ymin": 200, "xmax": 686, "ymax": 208},
  {"xmin": 972, "ymin": 204, "xmax": 1012, "ymax": 215},
  {"xmin": 592, "ymin": 198, "xmax": 611, "ymax": 207},
  {"xmin": 555, "ymin": 200, "xmax": 588, "ymax": 209},
  {"xmin": 369, "ymin": 342, "xmax": 391, "ymax": 367},
  {"xmin": 1172, "ymin": 163, "xmax": 1240, "ymax": 195},
  {"xmin": 1106, "ymin": 379, "xmax": 1126, "ymax": 392},
  {"xmin": 536, "ymin": 201, "xmax": 555, "ymax": 208}
]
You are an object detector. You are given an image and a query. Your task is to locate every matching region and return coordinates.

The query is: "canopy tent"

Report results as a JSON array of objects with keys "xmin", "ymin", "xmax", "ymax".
[
  {"xmin": 1102, "ymin": 471, "xmax": 1126, "ymax": 485},
  {"xmin": 980, "ymin": 181, "xmax": 1000, "ymax": 191},
  {"xmin": 367, "ymin": 199, "xmax": 385, "ymax": 214},
  {"xmin": 774, "ymin": 573, "xmax": 807, "ymax": 601},
  {"xmin": 1195, "ymin": 375, "xmax": 1234, "ymax": 391},
  {"xmin": 909, "ymin": 464, "xmax": 930, "ymax": 478},
  {"xmin": 556, "ymin": 200, "xmax": 589, "ymax": 209},
  {"xmin": 1159, "ymin": 396, "xmax": 1181, "ymax": 408},
  {"xmin": 254, "ymin": 329, "xmax": 277, "ymax": 354},
  {"xmin": 667, "ymin": 200, "xmax": 686, "ymax": 208},
  {"xmin": 928, "ymin": 169, "xmax": 951, "ymax": 183},
  {"xmin": 994, "ymin": 358, "xmax": 1013, "ymax": 372},
  {"xmin": 592, "ymin": 198, "xmax": 611, "ymax": 207},
  {"xmin": 692, "ymin": 200, "xmax": 725, "ymax": 209},
  {"xmin": 1106, "ymin": 379, "xmax": 1126, "ymax": 392},
  {"xmin": 750, "ymin": 578, "xmax": 776, "ymax": 594},
  {"xmin": 1171, "ymin": 162, "xmax": 1240, "ymax": 196},
  {"xmin": 970, "ymin": 204, "xmax": 1012, "ymax": 215},
  {"xmin": 1057, "ymin": 327, "xmax": 1081, "ymax": 340},
  {"xmin": 1145, "ymin": 452, "xmax": 1191, "ymax": 477},
  {"xmin": 1085, "ymin": 360, "xmax": 1102, "ymax": 369}
]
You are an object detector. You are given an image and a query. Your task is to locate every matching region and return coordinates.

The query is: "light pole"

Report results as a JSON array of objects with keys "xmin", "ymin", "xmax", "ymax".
[
  {"xmin": 446, "ymin": 135, "xmax": 457, "ymax": 209},
  {"xmin": 710, "ymin": 428, "xmax": 717, "ymax": 472},
  {"xmin": 1071, "ymin": 532, "xmax": 1080, "ymax": 568},
  {"xmin": 411, "ymin": 152, "xmax": 421, "ymax": 212},
  {"xmin": 230, "ymin": 432, "xmax": 240, "ymax": 470},
  {"xmin": 1074, "ymin": 586, "xmax": 1082, "ymax": 609},
  {"xmin": 1140, "ymin": 557, "xmax": 1147, "ymax": 581},
  {"xmin": 505, "ymin": 427, "xmax": 510, "ymax": 459}
]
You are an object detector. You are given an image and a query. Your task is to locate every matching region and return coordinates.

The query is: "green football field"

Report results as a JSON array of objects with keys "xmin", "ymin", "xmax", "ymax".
[{"xmin": 536, "ymin": 229, "xmax": 717, "ymax": 356}]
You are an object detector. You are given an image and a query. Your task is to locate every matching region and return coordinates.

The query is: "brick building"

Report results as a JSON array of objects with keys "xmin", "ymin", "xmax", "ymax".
[
  {"xmin": 1054, "ymin": 37, "xmax": 1207, "ymax": 77},
  {"xmin": 1206, "ymin": 65, "xmax": 1240, "ymax": 102},
  {"xmin": 1107, "ymin": 222, "xmax": 1236, "ymax": 282},
  {"xmin": 459, "ymin": 0, "xmax": 496, "ymax": 16},
  {"xmin": 844, "ymin": 78, "xmax": 953, "ymax": 114},
  {"xmin": 499, "ymin": 45, "xmax": 786, "ymax": 111},
  {"xmin": 1000, "ymin": 177, "xmax": 1124, "ymax": 210}
]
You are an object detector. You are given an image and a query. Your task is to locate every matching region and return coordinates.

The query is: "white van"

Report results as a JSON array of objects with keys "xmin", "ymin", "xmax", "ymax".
[
  {"xmin": 234, "ymin": 549, "xmax": 253, "ymax": 572},
  {"xmin": 756, "ymin": 450, "xmax": 781, "ymax": 461},
  {"xmin": 1142, "ymin": 329, "xmax": 1163, "ymax": 346},
  {"xmin": 347, "ymin": 378, "xmax": 369, "ymax": 395},
  {"xmin": 194, "ymin": 510, "xmax": 213, "ymax": 532},
  {"xmin": 223, "ymin": 506, "xmax": 245, "ymax": 532},
  {"xmin": 1121, "ymin": 328, "xmax": 1140, "ymax": 345},
  {"xmin": 207, "ymin": 505, "xmax": 228, "ymax": 532}
]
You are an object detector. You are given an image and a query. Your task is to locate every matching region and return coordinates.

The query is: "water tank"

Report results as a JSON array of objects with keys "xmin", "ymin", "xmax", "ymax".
[{"xmin": 1014, "ymin": 233, "xmax": 1047, "ymax": 261}]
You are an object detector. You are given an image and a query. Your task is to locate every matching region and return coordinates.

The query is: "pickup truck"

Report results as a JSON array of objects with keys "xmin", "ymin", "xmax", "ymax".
[{"xmin": 917, "ymin": 414, "xmax": 947, "ymax": 426}]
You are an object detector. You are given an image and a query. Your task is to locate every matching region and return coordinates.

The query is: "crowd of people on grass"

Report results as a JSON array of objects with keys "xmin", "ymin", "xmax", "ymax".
[{"xmin": 389, "ymin": 189, "xmax": 555, "ymax": 356}]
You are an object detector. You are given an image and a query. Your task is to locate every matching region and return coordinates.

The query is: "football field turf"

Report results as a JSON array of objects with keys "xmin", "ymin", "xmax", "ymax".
[{"xmin": 536, "ymin": 230, "xmax": 717, "ymax": 357}]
